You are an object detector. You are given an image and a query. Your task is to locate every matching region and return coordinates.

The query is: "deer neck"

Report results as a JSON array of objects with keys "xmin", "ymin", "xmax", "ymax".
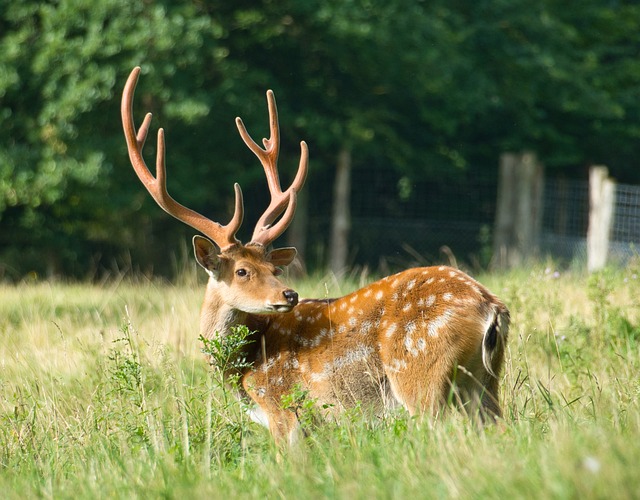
[{"xmin": 199, "ymin": 279, "xmax": 249, "ymax": 340}]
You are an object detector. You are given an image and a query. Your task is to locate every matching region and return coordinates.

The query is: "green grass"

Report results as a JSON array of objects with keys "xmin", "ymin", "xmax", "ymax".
[{"xmin": 1, "ymin": 264, "xmax": 639, "ymax": 499}]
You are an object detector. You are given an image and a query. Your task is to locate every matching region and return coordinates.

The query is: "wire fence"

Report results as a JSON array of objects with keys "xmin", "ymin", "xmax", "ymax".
[
  {"xmin": 541, "ymin": 178, "xmax": 640, "ymax": 265},
  {"xmin": 310, "ymin": 170, "xmax": 640, "ymax": 270},
  {"xmin": 310, "ymin": 169, "xmax": 499, "ymax": 269},
  {"xmin": 540, "ymin": 179, "xmax": 591, "ymax": 262}
]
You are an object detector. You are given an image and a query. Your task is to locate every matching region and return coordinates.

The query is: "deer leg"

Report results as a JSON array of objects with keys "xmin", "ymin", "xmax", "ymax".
[
  {"xmin": 244, "ymin": 382, "xmax": 303, "ymax": 445},
  {"xmin": 262, "ymin": 406, "xmax": 301, "ymax": 445},
  {"xmin": 479, "ymin": 375, "xmax": 502, "ymax": 421},
  {"xmin": 386, "ymin": 366, "xmax": 452, "ymax": 417},
  {"xmin": 454, "ymin": 366, "xmax": 502, "ymax": 423}
]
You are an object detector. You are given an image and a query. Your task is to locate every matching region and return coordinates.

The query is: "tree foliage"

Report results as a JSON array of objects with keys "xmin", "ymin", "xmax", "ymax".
[{"xmin": 1, "ymin": 0, "xmax": 639, "ymax": 278}]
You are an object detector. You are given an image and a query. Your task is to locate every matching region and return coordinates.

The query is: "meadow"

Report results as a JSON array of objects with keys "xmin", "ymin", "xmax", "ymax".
[{"xmin": 1, "ymin": 262, "xmax": 639, "ymax": 499}]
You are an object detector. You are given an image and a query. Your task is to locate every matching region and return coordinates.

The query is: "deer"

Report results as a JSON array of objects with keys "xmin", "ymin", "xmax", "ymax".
[{"xmin": 121, "ymin": 66, "xmax": 510, "ymax": 445}]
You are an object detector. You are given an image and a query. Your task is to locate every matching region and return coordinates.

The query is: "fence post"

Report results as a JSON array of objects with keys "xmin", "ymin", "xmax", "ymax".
[
  {"xmin": 329, "ymin": 147, "xmax": 352, "ymax": 275},
  {"xmin": 492, "ymin": 151, "xmax": 544, "ymax": 269},
  {"xmin": 587, "ymin": 166, "xmax": 616, "ymax": 272}
]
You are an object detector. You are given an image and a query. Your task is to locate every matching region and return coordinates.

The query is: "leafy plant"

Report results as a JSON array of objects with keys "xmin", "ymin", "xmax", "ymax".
[
  {"xmin": 104, "ymin": 316, "xmax": 157, "ymax": 448},
  {"xmin": 199, "ymin": 325, "xmax": 260, "ymax": 465}
]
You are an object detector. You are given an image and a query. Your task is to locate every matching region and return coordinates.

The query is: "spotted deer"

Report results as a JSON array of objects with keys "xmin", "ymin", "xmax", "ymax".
[{"xmin": 122, "ymin": 67, "xmax": 510, "ymax": 445}]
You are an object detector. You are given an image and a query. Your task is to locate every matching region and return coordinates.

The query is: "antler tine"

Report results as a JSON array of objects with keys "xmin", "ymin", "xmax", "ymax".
[
  {"xmin": 251, "ymin": 191, "xmax": 299, "ymax": 247},
  {"xmin": 235, "ymin": 90, "xmax": 308, "ymax": 246},
  {"xmin": 121, "ymin": 67, "xmax": 243, "ymax": 250},
  {"xmin": 250, "ymin": 139, "xmax": 308, "ymax": 246}
]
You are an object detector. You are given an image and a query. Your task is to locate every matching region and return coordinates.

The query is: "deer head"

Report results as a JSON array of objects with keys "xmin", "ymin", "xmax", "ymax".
[{"xmin": 121, "ymin": 67, "xmax": 308, "ymax": 316}]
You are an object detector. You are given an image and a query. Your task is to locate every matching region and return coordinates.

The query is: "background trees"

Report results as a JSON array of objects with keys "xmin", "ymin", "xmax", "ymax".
[{"xmin": 1, "ymin": 0, "xmax": 639, "ymax": 279}]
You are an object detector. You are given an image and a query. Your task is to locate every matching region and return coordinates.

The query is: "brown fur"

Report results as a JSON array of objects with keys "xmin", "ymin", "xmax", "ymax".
[{"xmin": 197, "ymin": 247, "xmax": 510, "ymax": 444}]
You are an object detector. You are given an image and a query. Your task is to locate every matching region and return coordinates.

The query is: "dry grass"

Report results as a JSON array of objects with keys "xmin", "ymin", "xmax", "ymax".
[{"xmin": 1, "ymin": 263, "xmax": 639, "ymax": 498}]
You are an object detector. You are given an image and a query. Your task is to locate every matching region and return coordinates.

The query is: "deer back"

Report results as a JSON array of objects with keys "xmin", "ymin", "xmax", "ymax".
[{"xmin": 242, "ymin": 265, "xmax": 509, "ymax": 434}]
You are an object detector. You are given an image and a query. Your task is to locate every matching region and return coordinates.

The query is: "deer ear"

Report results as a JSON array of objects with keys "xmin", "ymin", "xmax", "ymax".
[
  {"xmin": 266, "ymin": 247, "xmax": 297, "ymax": 267},
  {"xmin": 193, "ymin": 235, "xmax": 222, "ymax": 275}
]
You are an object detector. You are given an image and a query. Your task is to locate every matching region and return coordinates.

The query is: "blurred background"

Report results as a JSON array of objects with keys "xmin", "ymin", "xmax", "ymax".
[{"xmin": 1, "ymin": 0, "xmax": 640, "ymax": 280}]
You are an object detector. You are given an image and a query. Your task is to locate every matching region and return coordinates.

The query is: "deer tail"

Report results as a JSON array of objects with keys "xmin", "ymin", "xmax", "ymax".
[{"xmin": 482, "ymin": 305, "xmax": 510, "ymax": 378}]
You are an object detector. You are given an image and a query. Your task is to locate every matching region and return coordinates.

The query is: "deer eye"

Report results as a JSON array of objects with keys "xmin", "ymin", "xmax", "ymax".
[
  {"xmin": 236, "ymin": 268, "xmax": 248, "ymax": 277},
  {"xmin": 274, "ymin": 268, "xmax": 283, "ymax": 277}
]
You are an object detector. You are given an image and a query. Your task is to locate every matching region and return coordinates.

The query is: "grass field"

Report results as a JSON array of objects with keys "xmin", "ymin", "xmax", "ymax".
[{"xmin": 1, "ymin": 263, "xmax": 639, "ymax": 499}]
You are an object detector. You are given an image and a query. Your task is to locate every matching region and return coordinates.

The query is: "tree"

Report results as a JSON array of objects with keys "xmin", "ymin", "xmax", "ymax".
[
  {"xmin": 2, "ymin": 0, "xmax": 640, "ymax": 278},
  {"xmin": 0, "ymin": 0, "xmax": 234, "ymax": 276},
  {"xmin": 453, "ymin": 0, "xmax": 640, "ymax": 180}
]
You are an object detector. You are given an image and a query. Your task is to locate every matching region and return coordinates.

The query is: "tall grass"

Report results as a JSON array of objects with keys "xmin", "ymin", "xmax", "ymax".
[{"xmin": 1, "ymin": 263, "xmax": 639, "ymax": 498}]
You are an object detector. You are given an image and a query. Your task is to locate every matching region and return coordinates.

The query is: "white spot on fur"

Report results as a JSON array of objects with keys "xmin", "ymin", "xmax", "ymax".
[
  {"xmin": 428, "ymin": 310, "xmax": 451, "ymax": 337},
  {"xmin": 386, "ymin": 323, "xmax": 397, "ymax": 337},
  {"xmin": 425, "ymin": 295, "xmax": 436, "ymax": 307},
  {"xmin": 310, "ymin": 372, "xmax": 327, "ymax": 382},
  {"xmin": 443, "ymin": 292, "xmax": 453, "ymax": 301},
  {"xmin": 405, "ymin": 321, "xmax": 417, "ymax": 336},
  {"xmin": 261, "ymin": 357, "xmax": 277, "ymax": 372},
  {"xmin": 375, "ymin": 290, "xmax": 384, "ymax": 300},
  {"xmin": 402, "ymin": 321, "xmax": 418, "ymax": 355},
  {"xmin": 406, "ymin": 279, "xmax": 416, "ymax": 290},
  {"xmin": 417, "ymin": 338, "xmax": 426, "ymax": 351},
  {"xmin": 360, "ymin": 320, "xmax": 374, "ymax": 335},
  {"xmin": 403, "ymin": 303, "xmax": 412, "ymax": 312},
  {"xmin": 284, "ymin": 358, "xmax": 300, "ymax": 369},
  {"xmin": 404, "ymin": 335, "xmax": 418, "ymax": 357},
  {"xmin": 404, "ymin": 336, "xmax": 413, "ymax": 351},
  {"xmin": 386, "ymin": 358, "xmax": 408, "ymax": 373},
  {"xmin": 319, "ymin": 344, "xmax": 375, "ymax": 378},
  {"xmin": 364, "ymin": 289, "xmax": 372, "ymax": 298}
]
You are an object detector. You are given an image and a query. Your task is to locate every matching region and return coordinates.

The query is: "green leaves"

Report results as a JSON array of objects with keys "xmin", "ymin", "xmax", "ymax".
[{"xmin": 1, "ymin": 0, "xmax": 640, "ymax": 277}]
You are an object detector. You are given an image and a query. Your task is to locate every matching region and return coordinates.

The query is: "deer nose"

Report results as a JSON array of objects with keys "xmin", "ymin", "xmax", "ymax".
[{"xmin": 283, "ymin": 289, "xmax": 298, "ymax": 306}]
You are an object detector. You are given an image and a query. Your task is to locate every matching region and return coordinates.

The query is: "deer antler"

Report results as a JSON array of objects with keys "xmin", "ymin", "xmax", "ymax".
[
  {"xmin": 235, "ymin": 90, "xmax": 308, "ymax": 247},
  {"xmin": 121, "ymin": 67, "xmax": 243, "ymax": 251}
]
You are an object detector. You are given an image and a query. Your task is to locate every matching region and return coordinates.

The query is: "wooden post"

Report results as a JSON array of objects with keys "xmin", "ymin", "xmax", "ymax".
[
  {"xmin": 492, "ymin": 152, "xmax": 544, "ymax": 269},
  {"xmin": 587, "ymin": 166, "xmax": 616, "ymax": 272},
  {"xmin": 329, "ymin": 147, "xmax": 352, "ymax": 275}
]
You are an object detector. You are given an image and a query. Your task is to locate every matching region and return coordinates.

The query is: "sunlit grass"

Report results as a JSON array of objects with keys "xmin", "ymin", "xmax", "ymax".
[{"xmin": 1, "ymin": 262, "xmax": 639, "ymax": 498}]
